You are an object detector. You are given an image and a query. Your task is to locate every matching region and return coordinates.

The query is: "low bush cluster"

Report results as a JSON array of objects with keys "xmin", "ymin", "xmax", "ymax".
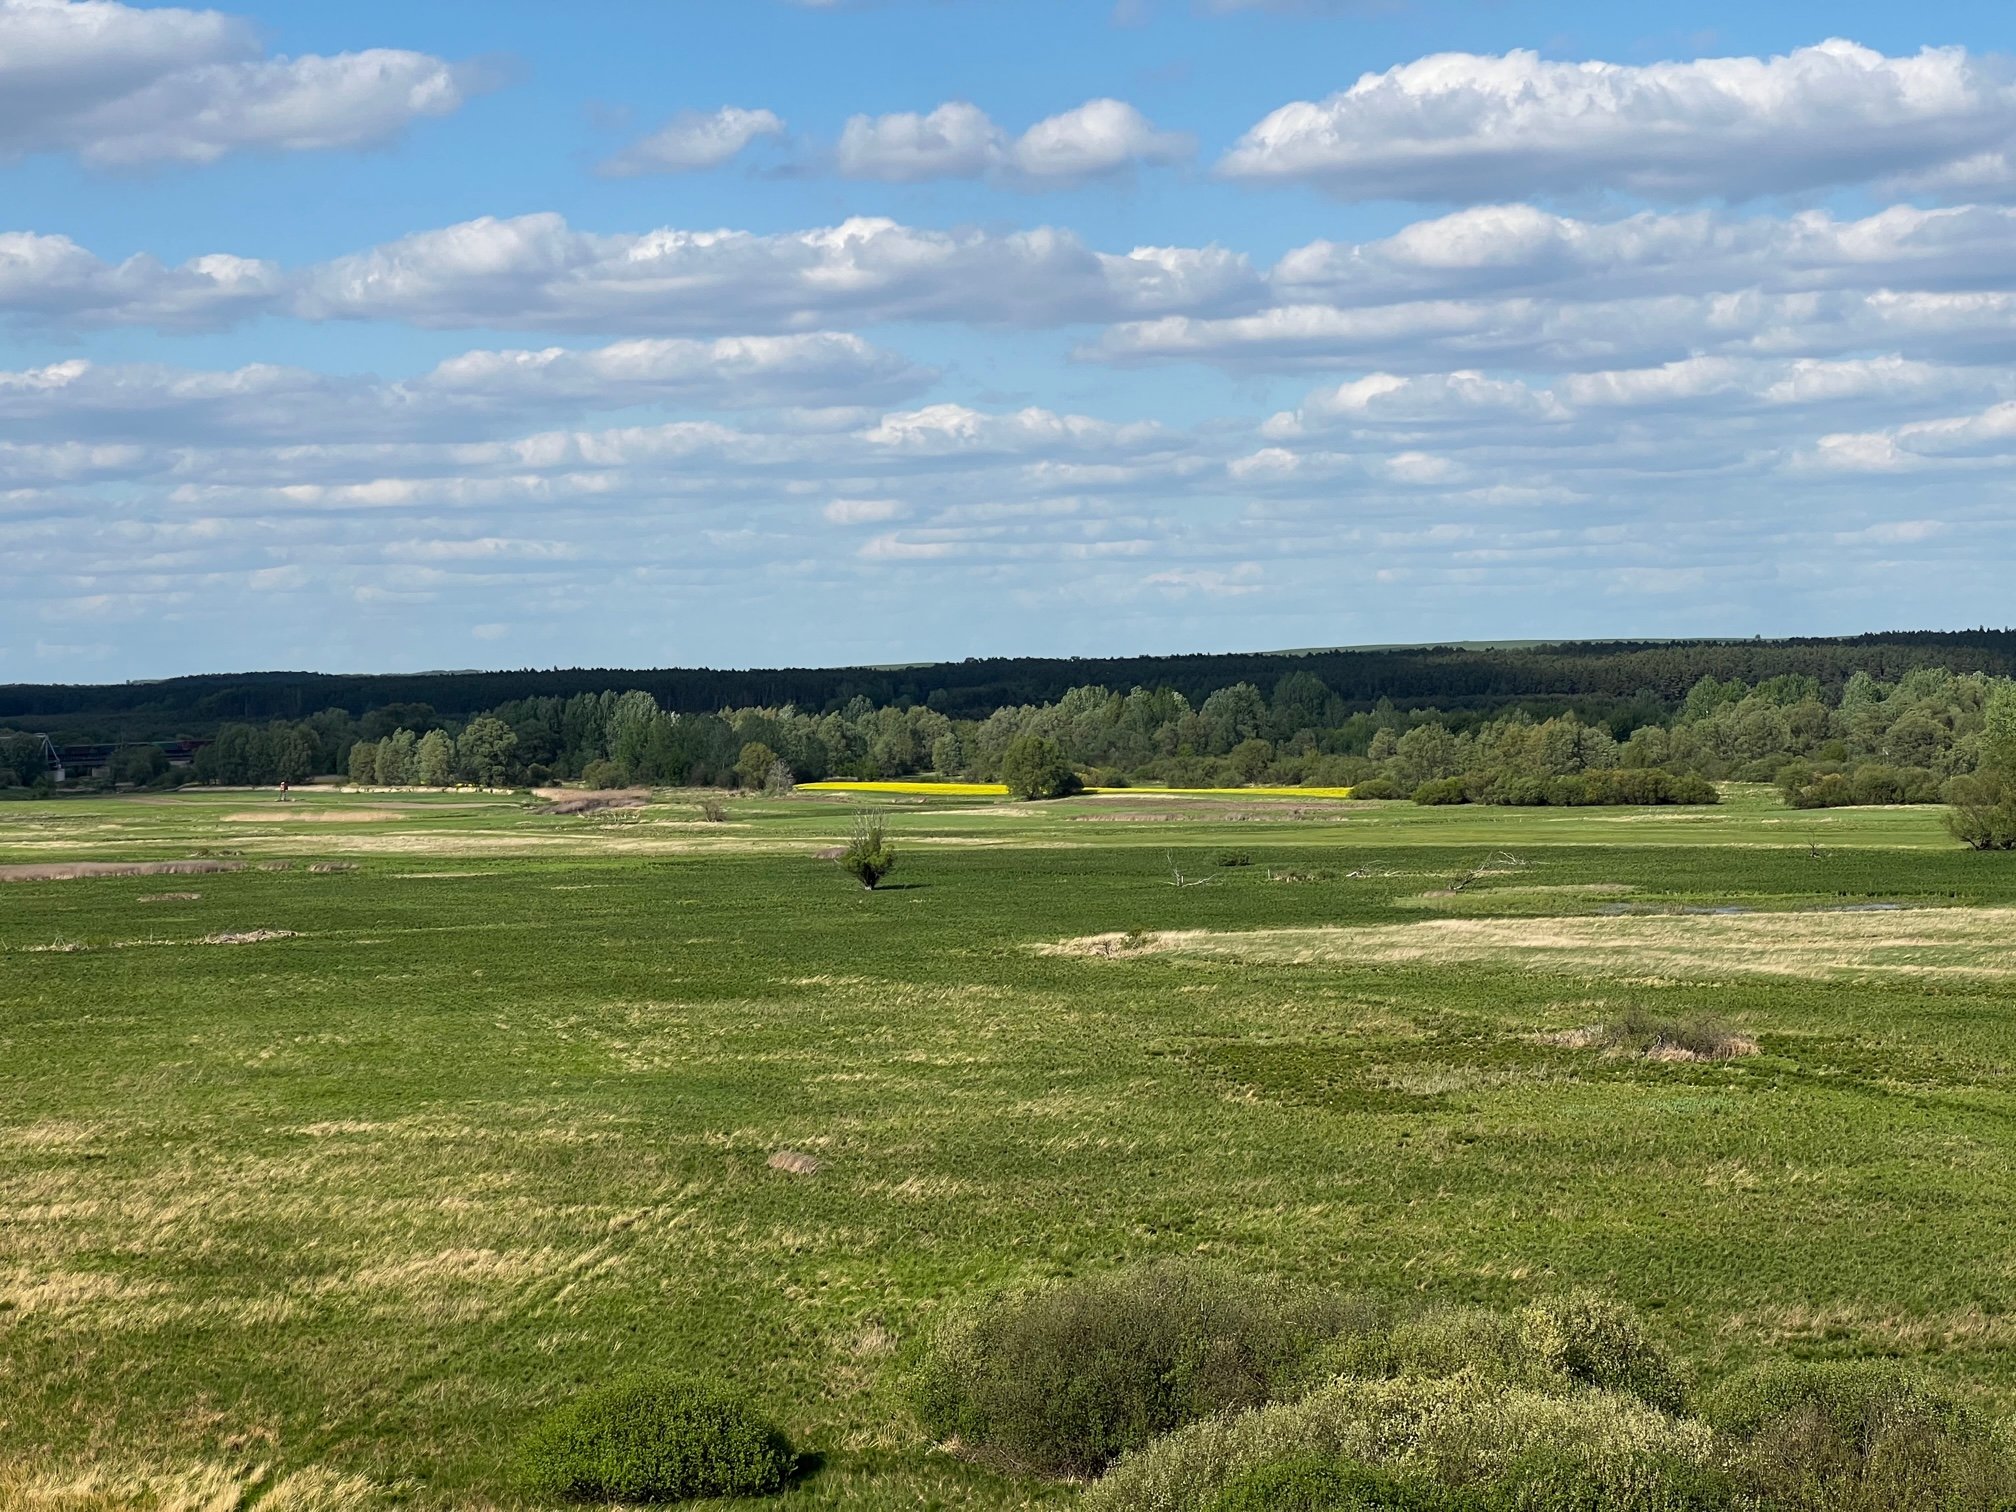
[
  {"xmin": 1945, "ymin": 774, "xmax": 2016, "ymax": 850},
  {"xmin": 1777, "ymin": 761, "xmax": 1946, "ymax": 809},
  {"xmin": 1206, "ymin": 1456, "xmax": 1456, "ymax": 1510},
  {"xmin": 1582, "ymin": 1009, "xmax": 1757, "ymax": 1064},
  {"xmin": 911, "ymin": 1263, "xmax": 2011, "ymax": 1512},
  {"xmin": 913, "ymin": 1261, "xmax": 1379, "ymax": 1477},
  {"xmin": 1413, "ymin": 769, "xmax": 1718, "ymax": 808},
  {"xmin": 1705, "ymin": 1361, "xmax": 2013, "ymax": 1511},
  {"xmin": 519, "ymin": 1378, "xmax": 795, "ymax": 1502}
]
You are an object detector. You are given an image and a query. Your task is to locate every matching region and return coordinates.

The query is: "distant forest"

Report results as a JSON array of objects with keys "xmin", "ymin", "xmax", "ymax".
[
  {"xmin": 8, "ymin": 630, "xmax": 2016, "ymax": 739},
  {"xmin": 5, "ymin": 632, "xmax": 2016, "ymax": 823}
]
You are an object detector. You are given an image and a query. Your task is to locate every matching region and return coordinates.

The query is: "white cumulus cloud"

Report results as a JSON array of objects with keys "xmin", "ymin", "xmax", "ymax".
[
  {"xmin": 294, "ymin": 213, "xmax": 1260, "ymax": 331},
  {"xmin": 837, "ymin": 97, "xmax": 1190, "ymax": 183},
  {"xmin": 0, "ymin": 334, "xmax": 932, "ymax": 445},
  {"xmin": 1221, "ymin": 39, "xmax": 2016, "ymax": 202},
  {"xmin": 0, "ymin": 0, "xmax": 485, "ymax": 168}
]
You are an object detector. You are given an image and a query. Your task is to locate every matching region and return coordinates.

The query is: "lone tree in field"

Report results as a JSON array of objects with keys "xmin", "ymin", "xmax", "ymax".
[
  {"xmin": 838, "ymin": 813, "xmax": 897, "ymax": 890},
  {"xmin": 1001, "ymin": 735, "xmax": 1083, "ymax": 801}
]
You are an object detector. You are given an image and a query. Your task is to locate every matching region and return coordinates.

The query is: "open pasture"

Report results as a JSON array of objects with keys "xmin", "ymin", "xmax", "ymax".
[{"xmin": 3, "ymin": 786, "xmax": 2015, "ymax": 1508}]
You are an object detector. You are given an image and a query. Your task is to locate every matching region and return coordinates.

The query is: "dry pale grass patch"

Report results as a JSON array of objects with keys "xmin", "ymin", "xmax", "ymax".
[
  {"xmin": 221, "ymin": 810, "xmax": 406, "ymax": 824},
  {"xmin": 1537, "ymin": 1008, "xmax": 1759, "ymax": 1063},
  {"xmin": 1046, "ymin": 906, "xmax": 2016, "ymax": 982},
  {"xmin": 1, "ymin": 1121, "xmax": 110, "ymax": 1150},
  {"xmin": 1720, "ymin": 1302, "xmax": 2016, "ymax": 1354},
  {"xmin": 1399, "ymin": 882, "xmax": 1639, "ymax": 908},
  {"xmin": 537, "ymin": 791, "xmax": 649, "ymax": 815},
  {"xmin": 0, "ymin": 1267, "xmax": 167, "ymax": 1317},
  {"xmin": 0, "ymin": 1460, "xmax": 383, "ymax": 1512},
  {"xmin": 0, "ymin": 861, "xmax": 243, "ymax": 883}
]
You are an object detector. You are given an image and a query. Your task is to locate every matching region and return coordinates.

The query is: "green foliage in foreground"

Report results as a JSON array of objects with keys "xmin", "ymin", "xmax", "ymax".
[
  {"xmin": 519, "ymin": 1379, "xmax": 794, "ymax": 1502},
  {"xmin": 1078, "ymin": 1289, "xmax": 2005, "ymax": 1512},
  {"xmin": 915, "ymin": 1262, "xmax": 1374, "ymax": 1476},
  {"xmin": 1206, "ymin": 1456, "xmax": 1456, "ymax": 1511}
]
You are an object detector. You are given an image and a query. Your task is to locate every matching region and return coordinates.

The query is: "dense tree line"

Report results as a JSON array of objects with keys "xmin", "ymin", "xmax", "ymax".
[
  {"xmin": 127, "ymin": 660, "xmax": 2009, "ymax": 820},
  {"xmin": 16, "ymin": 638, "xmax": 2016, "ymax": 818},
  {"xmin": 9, "ymin": 630, "xmax": 2016, "ymax": 743}
]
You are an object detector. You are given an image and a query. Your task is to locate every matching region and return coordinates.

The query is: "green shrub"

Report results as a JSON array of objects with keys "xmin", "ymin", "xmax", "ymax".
[
  {"xmin": 579, "ymin": 758, "xmax": 624, "ymax": 789},
  {"xmin": 1349, "ymin": 776, "xmax": 1405, "ymax": 801},
  {"xmin": 1001, "ymin": 735, "xmax": 1084, "ymax": 800},
  {"xmin": 1412, "ymin": 778, "xmax": 1469, "ymax": 806},
  {"xmin": 1468, "ymin": 769, "xmax": 1718, "ymax": 808},
  {"xmin": 1215, "ymin": 850, "xmax": 1254, "ymax": 868},
  {"xmin": 1207, "ymin": 1456, "xmax": 1455, "ymax": 1511},
  {"xmin": 1947, "ymin": 774, "xmax": 2016, "ymax": 850},
  {"xmin": 1085, "ymin": 1376, "xmax": 1718, "ymax": 1512},
  {"xmin": 838, "ymin": 812, "xmax": 897, "ymax": 890},
  {"xmin": 519, "ymin": 1378, "xmax": 794, "ymax": 1502},
  {"xmin": 1514, "ymin": 1293, "xmax": 1689, "ymax": 1414},
  {"xmin": 915, "ymin": 1261, "xmax": 1370, "ymax": 1478},
  {"xmin": 1703, "ymin": 1359, "xmax": 1972, "ymax": 1441},
  {"xmin": 1706, "ymin": 1360, "xmax": 2013, "ymax": 1510},
  {"xmin": 1383, "ymin": 1309, "xmax": 1533, "ymax": 1386}
]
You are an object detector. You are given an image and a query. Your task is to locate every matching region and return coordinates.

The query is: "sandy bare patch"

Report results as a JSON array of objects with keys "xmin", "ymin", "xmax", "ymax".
[
  {"xmin": 200, "ymin": 929, "xmax": 298, "ymax": 946},
  {"xmin": 1044, "ymin": 907, "xmax": 2016, "ymax": 983},
  {"xmin": 137, "ymin": 891, "xmax": 202, "ymax": 902},
  {"xmin": 0, "ymin": 861, "xmax": 243, "ymax": 883}
]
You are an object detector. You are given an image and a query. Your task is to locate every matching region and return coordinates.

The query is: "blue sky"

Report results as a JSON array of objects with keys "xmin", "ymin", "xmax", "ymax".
[{"xmin": 4, "ymin": 0, "xmax": 2016, "ymax": 678}]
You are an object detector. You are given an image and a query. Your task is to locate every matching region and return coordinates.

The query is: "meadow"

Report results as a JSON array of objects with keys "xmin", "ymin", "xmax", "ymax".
[{"xmin": 3, "ymin": 784, "xmax": 2015, "ymax": 1508}]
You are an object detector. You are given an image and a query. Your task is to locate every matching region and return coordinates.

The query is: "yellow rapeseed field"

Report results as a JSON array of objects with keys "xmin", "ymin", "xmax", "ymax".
[
  {"xmin": 798, "ymin": 781, "xmax": 1010, "ymax": 796},
  {"xmin": 797, "ymin": 781, "xmax": 1355, "ymax": 799}
]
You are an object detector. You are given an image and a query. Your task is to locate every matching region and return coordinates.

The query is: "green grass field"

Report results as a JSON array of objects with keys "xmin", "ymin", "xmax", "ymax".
[{"xmin": 4, "ymin": 786, "xmax": 2015, "ymax": 1509}]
